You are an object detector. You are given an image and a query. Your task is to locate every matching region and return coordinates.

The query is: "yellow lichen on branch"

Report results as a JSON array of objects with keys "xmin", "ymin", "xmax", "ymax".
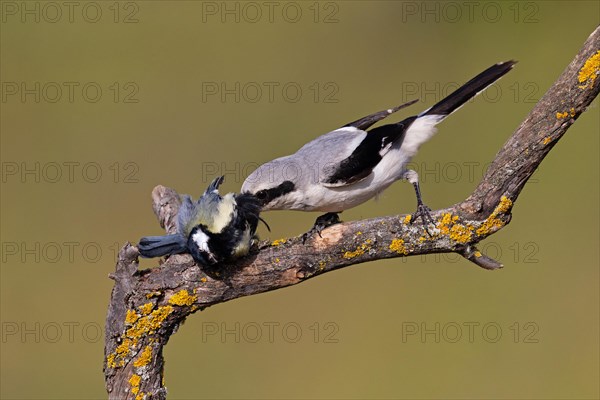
[
  {"xmin": 126, "ymin": 305, "xmax": 173, "ymax": 339},
  {"xmin": 389, "ymin": 238, "xmax": 408, "ymax": 255},
  {"xmin": 343, "ymin": 239, "xmax": 373, "ymax": 259},
  {"xmin": 106, "ymin": 304, "xmax": 174, "ymax": 369},
  {"xmin": 107, "ymin": 337, "xmax": 136, "ymax": 368},
  {"xmin": 578, "ymin": 50, "xmax": 600, "ymax": 89},
  {"xmin": 133, "ymin": 345, "xmax": 153, "ymax": 368},
  {"xmin": 129, "ymin": 374, "xmax": 141, "ymax": 394},
  {"xmin": 272, "ymin": 238, "xmax": 287, "ymax": 246},
  {"xmin": 556, "ymin": 108, "xmax": 576, "ymax": 119},
  {"xmin": 168, "ymin": 289, "xmax": 197, "ymax": 306},
  {"xmin": 139, "ymin": 303, "xmax": 153, "ymax": 316},
  {"xmin": 125, "ymin": 309, "xmax": 139, "ymax": 325},
  {"xmin": 476, "ymin": 196, "xmax": 513, "ymax": 236},
  {"xmin": 128, "ymin": 373, "xmax": 145, "ymax": 400},
  {"xmin": 437, "ymin": 213, "xmax": 474, "ymax": 243},
  {"xmin": 318, "ymin": 260, "xmax": 327, "ymax": 270}
]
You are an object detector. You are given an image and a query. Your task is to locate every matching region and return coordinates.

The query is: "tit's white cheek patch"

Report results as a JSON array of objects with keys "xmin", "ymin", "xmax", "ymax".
[{"xmin": 191, "ymin": 230, "xmax": 211, "ymax": 253}]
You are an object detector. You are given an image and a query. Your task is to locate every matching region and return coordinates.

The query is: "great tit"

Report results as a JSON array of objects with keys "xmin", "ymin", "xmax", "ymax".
[{"xmin": 138, "ymin": 176, "xmax": 267, "ymax": 266}]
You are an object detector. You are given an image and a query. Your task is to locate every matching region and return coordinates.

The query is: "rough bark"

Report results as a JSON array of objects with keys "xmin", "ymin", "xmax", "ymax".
[{"xmin": 104, "ymin": 27, "xmax": 599, "ymax": 399}]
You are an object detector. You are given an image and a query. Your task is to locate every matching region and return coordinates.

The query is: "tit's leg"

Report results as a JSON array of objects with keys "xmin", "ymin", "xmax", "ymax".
[
  {"xmin": 402, "ymin": 170, "xmax": 434, "ymax": 233},
  {"xmin": 302, "ymin": 212, "xmax": 341, "ymax": 243}
]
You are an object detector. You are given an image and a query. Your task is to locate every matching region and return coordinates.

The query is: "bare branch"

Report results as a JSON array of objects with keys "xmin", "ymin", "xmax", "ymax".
[{"xmin": 104, "ymin": 26, "xmax": 599, "ymax": 399}]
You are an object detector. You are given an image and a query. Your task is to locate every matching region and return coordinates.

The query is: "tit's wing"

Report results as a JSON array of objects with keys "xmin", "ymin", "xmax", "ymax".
[
  {"xmin": 320, "ymin": 116, "xmax": 417, "ymax": 187},
  {"xmin": 343, "ymin": 99, "xmax": 418, "ymax": 130},
  {"xmin": 177, "ymin": 195, "xmax": 198, "ymax": 237},
  {"xmin": 177, "ymin": 190, "xmax": 222, "ymax": 237}
]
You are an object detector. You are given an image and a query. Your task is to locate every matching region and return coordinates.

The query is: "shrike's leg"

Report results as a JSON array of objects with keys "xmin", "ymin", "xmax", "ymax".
[
  {"xmin": 402, "ymin": 170, "xmax": 434, "ymax": 231},
  {"xmin": 302, "ymin": 212, "xmax": 341, "ymax": 243}
]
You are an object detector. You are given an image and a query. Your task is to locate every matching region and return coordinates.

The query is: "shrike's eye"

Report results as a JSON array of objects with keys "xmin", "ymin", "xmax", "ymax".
[{"xmin": 256, "ymin": 190, "xmax": 267, "ymax": 200}]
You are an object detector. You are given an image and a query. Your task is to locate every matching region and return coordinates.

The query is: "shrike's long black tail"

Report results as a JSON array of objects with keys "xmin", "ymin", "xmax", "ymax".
[{"xmin": 421, "ymin": 60, "xmax": 517, "ymax": 118}]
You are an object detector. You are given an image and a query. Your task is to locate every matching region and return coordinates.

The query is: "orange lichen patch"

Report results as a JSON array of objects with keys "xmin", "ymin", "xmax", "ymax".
[
  {"xmin": 133, "ymin": 346, "xmax": 152, "ymax": 368},
  {"xmin": 578, "ymin": 50, "xmax": 600, "ymax": 89},
  {"xmin": 125, "ymin": 309, "xmax": 139, "ymax": 325},
  {"xmin": 126, "ymin": 305, "xmax": 174, "ymax": 339},
  {"xmin": 389, "ymin": 238, "xmax": 408, "ymax": 255},
  {"xmin": 403, "ymin": 215, "xmax": 412, "ymax": 225},
  {"xmin": 543, "ymin": 137, "xmax": 552, "ymax": 145},
  {"xmin": 557, "ymin": 108, "xmax": 577, "ymax": 119},
  {"xmin": 129, "ymin": 374, "xmax": 141, "ymax": 395},
  {"xmin": 318, "ymin": 260, "xmax": 327, "ymax": 270},
  {"xmin": 107, "ymin": 304, "xmax": 174, "ymax": 369},
  {"xmin": 449, "ymin": 224, "xmax": 474, "ymax": 243},
  {"xmin": 106, "ymin": 352, "xmax": 120, "ymax": 369},
  {"xmin": 107, "ymin": 336, "xmax": 136, "ymax": 368},
  {"xmin": 437, "ymin": 213, "xmax": 474, "ymax": 243},
  {"xmin": 139, "ymin": 303, "xmax": 154, "ymax": 316},
  {"xmin": 272, "ymin": 238, "xmax": 287, "ymax": 246},
  {"xmin": 437, "ymin": 213, "xmax": 458, "ymax": 234},
  {"xmin": 476, "ymin": 196, "xmax": 513, "ymax": 236},
  {"xmin": 168, "ymin": 289, "xmax": 197, "ymax": 306},
  {"xmin": 343, "ymin": 239, "xmax": 372, "ymax": 259},
  {"xmin": 494, "ymin": 196, "xmax": 512, "ymax": 214},
  {"xmin": 200, "ymin": 277, "xmax": 207, "ymax": 283}
]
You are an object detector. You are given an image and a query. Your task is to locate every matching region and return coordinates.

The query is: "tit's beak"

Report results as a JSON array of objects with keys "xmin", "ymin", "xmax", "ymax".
[{"xmin": 192, "ymin": 252, "xmax": 209, "ymax": 266}]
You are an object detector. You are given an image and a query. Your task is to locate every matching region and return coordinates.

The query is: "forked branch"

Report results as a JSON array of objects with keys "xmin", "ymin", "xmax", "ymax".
[{"xmin": 104, "ymin": 26, "xmax": 599, "ymax": 399}]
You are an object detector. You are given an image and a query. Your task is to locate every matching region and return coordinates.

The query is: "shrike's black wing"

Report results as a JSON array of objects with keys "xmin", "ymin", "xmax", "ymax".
[{"xmin": 322, "ymin": 116, "xmax": 418, "ymax": 187}]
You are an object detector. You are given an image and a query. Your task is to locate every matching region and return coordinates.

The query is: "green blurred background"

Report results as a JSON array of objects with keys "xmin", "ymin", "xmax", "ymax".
[{"xmin": 1, "ymin": 1, "xmax": 598, "ymax": 398}]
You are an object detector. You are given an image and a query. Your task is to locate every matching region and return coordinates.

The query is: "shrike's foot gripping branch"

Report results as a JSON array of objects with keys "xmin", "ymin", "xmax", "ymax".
[{"xmin": 302, "ymin": 212, "xmax": 342, "ymax": 243}]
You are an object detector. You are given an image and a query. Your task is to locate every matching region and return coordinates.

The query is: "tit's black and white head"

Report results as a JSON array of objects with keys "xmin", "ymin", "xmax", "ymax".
[
  {"xmin": 138, "ymin": 176, "xmax": 265, "ymax": 266},
  {"xmin": 180, "ymin": 177, "xmax": 264, "ymax": 265}
]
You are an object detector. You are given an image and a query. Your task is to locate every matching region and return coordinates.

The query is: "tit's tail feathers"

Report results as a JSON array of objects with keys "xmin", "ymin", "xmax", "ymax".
[
  {"xmin": 421, "ymin": 60, "xmax": 517, "ymax": 118},
  {"xmin": 138, "ymin": 234, "xmax": 187, "ymax": 258},
  {"xmin": 205, "ymin": 175, "xmax": 225, "ymax": 194}
]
